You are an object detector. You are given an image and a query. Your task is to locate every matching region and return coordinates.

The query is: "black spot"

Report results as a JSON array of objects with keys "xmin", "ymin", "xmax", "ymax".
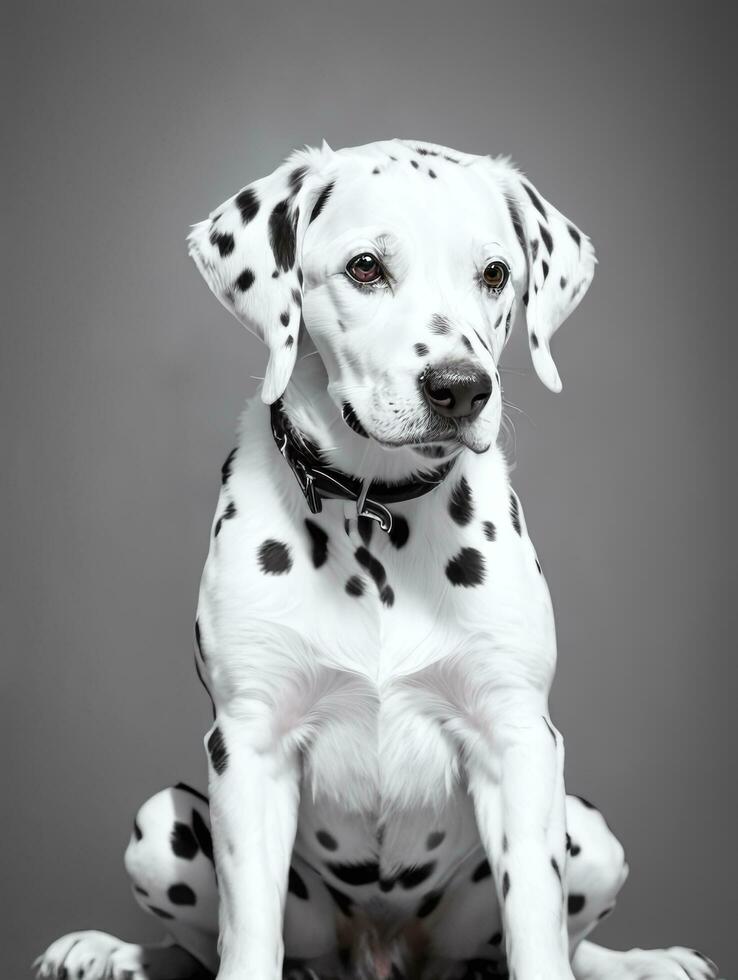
[
  {"xmin": 327, "ymin": 860, "xmax": 379, "ymax": 886},
  {"xmin": 285, "ymin": 334, "xmax": 294, "ymax": 348},
  {"xmin": 171, "ymin": 822, "xmax": 199, "ymax": 860},
  {"xmin": 417, "ymin": 890, "xmax": 443, "ymax": 918},
  {"xmin": 304, "ymin": 519, "xmax": 329, "ymax": 568},
  {"xmin": 416, "ymin": 147, "xmax": 429, "ymax": 155},
  {"xmin": 257, "ymin": 539, "xmax": 292, "ymax": 575},
  {"xmin": 133, "ymin": 820, "xmax": 142, "ymax": 841},
  {"xmin": 174, "ymin": 782, "xmax": 209, "ymax": 805},
  {"xmin": 446, "ymin": 547, "xmax": 486, "ymax": 587},
  {"xmin": 357, "ymin": 516, "xmax": 374, "ymax": 547},
  {"xmin": 372, "ymin": 167, "xmax": 380, "ymax": 174},
  {"xmin": 326, "ymin": 884, "xmax": 353, "ymax": 917},
  {"xmin": 567, "ymin": 224, "xmax": 581, "ymax": 247},
  {"xmin": 288, "ymin": 866, "xmax": 309, "ymax": 900},
  {"xmin": 410, "ymin": 159, "xmax": 419, "ymax": 169},
  {"xmin": 342, "ymin": 402, "xmax": 369, "ymax": 438},
  {"xmin": 428, "ymin": 169, "xmax": 437, "ymax": 179},
  {"xmin": 462, "ymin": 335, "xmax": 473, "ymax": 353},
  {"xmin": 449, "ymin": 476, "xmax": 474, "ymax": 526},
  {"xmin": 489, "ymin": 932, "xmax": 503, "ymax": 946},
  {"xmin": 280, "ymin": 310, "xmax": 290, "ymax": 327},
  {"xmin": 380, "ymin": 585, "xmax": 395, "ymax": 607},
  {"xmin": 429, "ymin": 313, "xmax": 452, "ymax": 335},
  {"xmin": 570, "ymin": 843, "xmax": 581, "ymax": 857},
  {"xmin": 396, "ymin": 863, "xmax": 433, "ymax": 889},
  {"xmin": 598, "ymin": 907, "xmax": 613, "ymax": 920},
  {"xmin": 310, "ymin": 182, "xmax": 335, "ymax": 224},
  {"xmin": 502, "ymin": 834, "xmax": 508, "ymax": 852},
  {"xmin": 388, "ymin": 515, "xmax": 410, "ymax": 549},
  {"xmin": 235, "ymin": 268, "xmax": 255, "ymax": 292},
  {"xmin": 297, "ymin": 267, "xmax": 303, "ymax": 287},
  {"xmin": 148, "ymin": 905, "xmax": 174, "ymax": 920},
  {"xmin": 542, "ymin": 716, "xmax": 557, "ymax": 743},
  {"xmin": 502, "ymin": 871, "xmax": 510, "ymax": 899},
  {"xmin": 541, "ymin": 260, "xmax": 549, "ymax": 281},
  {"xmin": 235, "ymin": 188, "xmax": 260, "ymax": 225},
  {"xmin": 568, "ymin": 894, "xmax": 586, "ymax": 915},
  {"xmin": 269, "ymin": 199, "xmax": 297, "ymax": 272},
  {"xmin": 531, "ymin": 239, "xmax": 540, "ymax": 261},
  {"xmin": 345, "ymin": 576, "xmax": 364, "ymax": 597},
  {"xmin": 134, "ymin": 885, "xmax": 149, "ymax": 897},
  {"xmin": 214, "ymin": 500, "xmax": 236, "ymax": 537},
  {"xmin": 271, "ymin": 270, "xmax": 279, "ymax": 279},
  {"xmin": 414, "ymin": 342, "xmax": 430, "ymax": 357},
  {"xmin": 509, "ymin": 493, "xmax": 522, "ymax": 535},
  {"xmin": 576, "ymin": 796, "xmax": 597, "ymax": 810},
  {"xmin": 209, "ymin": 230, "xmax": 235, "ymax": 257},
  {"xmin": 535, "ymin": 557, "xmax": 542, "ymax": 574},
  {"xmin": 291, "ymin": 288, "xmax": 302, "ymax": 306},
  {"xmin": 221, "ymin": 448, "xmax": 237, "ymax": 485},
  {"xmin": 288, "ymin": 165, "xmax": 308, "ymax": 194},
  {"xmin": 551, "ymin": 857, "xmax": 561, "ymax": 881},
  {"xmin": 523, "ymin": 183, "xmax": 547, "ymax": 219},
  {"xmin": 483, "ymin": 520, "xmax": 496, "ymax": 542},
  {"xmin": 506, "ymin": 198, "xmax": 527, "ymax": 256},
  {"xmin": 505, "ymin": 311, "xmax": 512, "ymax": 335},
  {"xmin": 207, "ymin": 726, "xmax": 228, "ymax": 775},
  {"xmin": 355, "ymin": 546, "xmax": 388, "ymax": 589},
  {"xmin": 472, "ymin": 859, "xmax": 491, "ymax": 882},
  {"xmin": 560, "ymin": 276, "xmax": 567, "ymax": 289},
  {"xmin": 168, "ymin": 883, "xmax": 197, "ymax": 906},
  {"xmin": 191, "ymin": 809, "xmax": 214, "ymax": 864},
  {"xmin": 316, "ymin": 829, "xmax": 338, "ymax": 851},
  {"xmin": 426, "ymin": 831, "xmax": 445, "ymax": 850},
  {"xmin": 566, "ymin": 833, "xmax": 572, "ymax": 852},
  {"xmin": 539, "ymin": 224, "xmax": 553, "ymax": 255},
  {"xmin": 522, "ymin": 291, "xmax": 529, "ymax": 307}
]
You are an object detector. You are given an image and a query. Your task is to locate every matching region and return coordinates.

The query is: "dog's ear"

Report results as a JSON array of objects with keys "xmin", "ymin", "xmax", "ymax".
[
  {"xmin": 187, "ymin": 146, "xmax": 332, "ymax": 404},
  {"xmin": 486, "ymin": 159, "xmax": 597, "ymax": 392}
]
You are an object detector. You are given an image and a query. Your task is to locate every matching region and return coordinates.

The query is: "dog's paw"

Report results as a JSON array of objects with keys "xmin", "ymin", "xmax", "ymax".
[
  {"xmin": 34, "ymin": 931, "xmax": 127, "ymax": 979},
  {"xmin": 593, "ymin": 946, "xmax": 718, "ymax": 980}
]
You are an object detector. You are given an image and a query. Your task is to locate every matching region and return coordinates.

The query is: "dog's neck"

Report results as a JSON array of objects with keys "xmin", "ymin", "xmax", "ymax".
[{"xmin": 280, "ymin": 337, "xmax": 462, "ymax": 486}]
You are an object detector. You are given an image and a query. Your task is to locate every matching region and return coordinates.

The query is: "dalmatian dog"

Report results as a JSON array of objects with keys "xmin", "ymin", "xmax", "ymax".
[{"xmin": 36, "ymin": 140, "xmax": 719, "ymax": 980}]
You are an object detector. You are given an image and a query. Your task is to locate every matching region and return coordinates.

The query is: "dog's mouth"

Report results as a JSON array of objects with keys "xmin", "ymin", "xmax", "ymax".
[{"xmin": 372, "ymin": 417, "xmax": 492, "ymax": 456}]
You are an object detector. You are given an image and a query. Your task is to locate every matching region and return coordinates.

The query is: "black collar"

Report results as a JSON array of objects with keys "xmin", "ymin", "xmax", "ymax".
[{"xmin": 270, "ymin": 399, "xmax": 457, "ymax": 533}]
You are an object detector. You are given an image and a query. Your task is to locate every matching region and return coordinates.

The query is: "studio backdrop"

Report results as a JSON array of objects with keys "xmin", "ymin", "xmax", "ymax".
[{"xmin": 2, "ymin": 1, "xmax": 735, "ymax": 976}]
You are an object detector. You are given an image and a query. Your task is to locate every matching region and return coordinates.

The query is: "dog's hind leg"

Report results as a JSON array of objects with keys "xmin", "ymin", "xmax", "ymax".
[
  {"xmin": 35, "ymin": 783, "xmax": 342, "ymax": 980},
  {"xmin": 35, "ymin": 783, "xmax": 219, "ymax": 979},
  {"xmin": 565, "ymin": 796, "xmax": 718, "ymax": 980}
]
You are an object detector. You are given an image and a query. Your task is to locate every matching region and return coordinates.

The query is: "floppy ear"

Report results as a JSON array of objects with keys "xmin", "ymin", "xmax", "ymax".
[
  {"xmin": 187, "ymin": 145, "xmax": 332, "ymax": 404},
  {"xmin": 496, "ymin": 161, "xmax": 596, "ymax": 392}
]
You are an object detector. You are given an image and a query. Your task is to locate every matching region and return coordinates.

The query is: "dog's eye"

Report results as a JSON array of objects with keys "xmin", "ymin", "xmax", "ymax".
[
  {"xmin": 483, "ymin": 260, "xmax": 509, "ymax": 291},
  {"xmin": 346, "ymin": 253, "xmax": 383, "ymax": 284}
]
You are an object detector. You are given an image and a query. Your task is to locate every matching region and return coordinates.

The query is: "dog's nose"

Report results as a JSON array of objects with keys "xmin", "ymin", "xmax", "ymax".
[{"xmin": 421, "ymin": 362, "xmax": 493, "ymax": 420}]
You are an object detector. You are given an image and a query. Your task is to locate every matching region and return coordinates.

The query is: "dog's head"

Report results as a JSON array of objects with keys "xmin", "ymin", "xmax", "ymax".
[{"xmin": 188, "ymin": 139, "xmax": 595, "ymax": 455}]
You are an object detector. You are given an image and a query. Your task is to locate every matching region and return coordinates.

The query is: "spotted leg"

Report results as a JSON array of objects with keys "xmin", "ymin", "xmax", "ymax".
[
  {"xmin": 34, "ymin": 784, "xmax": 340, "ymax": 980},
  {"xmin": 204, "ymin": 709, "xmax": 305, "ymax": 980},
  {"xmin": 421, "ymin": 793, "xmax": 719, "ymax": 980},
  {"xmin": 466, "ymin": 699, "xmax": 572, "ymax": 980}
]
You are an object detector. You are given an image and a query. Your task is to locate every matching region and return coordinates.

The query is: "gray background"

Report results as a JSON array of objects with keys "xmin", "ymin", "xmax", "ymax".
[{"xmin": 3, "ymin": 0, "xmax": 736, "ymax": 975}]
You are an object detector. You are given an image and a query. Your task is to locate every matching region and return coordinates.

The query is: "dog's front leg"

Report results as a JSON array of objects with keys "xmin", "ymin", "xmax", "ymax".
[
  {"xmin": 205, "ymin": 711, "xmax": 300, "ymax": 980},
  {"xmin": 468, "ymin": 697, "xmax": 571, "ymax": 980}
]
